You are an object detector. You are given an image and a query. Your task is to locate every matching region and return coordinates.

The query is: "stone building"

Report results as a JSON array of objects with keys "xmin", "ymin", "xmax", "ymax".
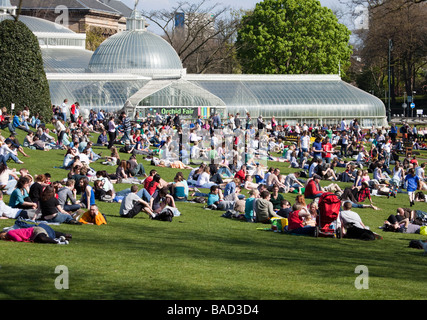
[{"xmin": 10, "ymin": 0, "xmax": 132, "ymax": 36}]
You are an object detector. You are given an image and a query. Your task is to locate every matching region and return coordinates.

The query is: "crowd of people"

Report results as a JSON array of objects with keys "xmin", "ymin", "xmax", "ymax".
[{"xmin": 0, "ymin": 102, "xmax": 427, "ymax": 244}]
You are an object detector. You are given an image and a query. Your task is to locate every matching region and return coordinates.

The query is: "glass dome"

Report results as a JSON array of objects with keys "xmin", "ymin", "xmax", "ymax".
[{"xmin": 88, "ymin": 10, "xmax": 183, "ymax": 75}]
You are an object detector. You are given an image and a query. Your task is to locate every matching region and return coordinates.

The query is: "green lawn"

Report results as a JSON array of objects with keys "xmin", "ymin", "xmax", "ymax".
[{"xmin": 1, "ymin": 128, "xmax": 427, "ymax": 300}]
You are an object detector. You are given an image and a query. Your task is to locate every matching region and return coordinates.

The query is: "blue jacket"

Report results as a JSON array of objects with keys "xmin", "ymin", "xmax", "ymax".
[{"xmin": 12, "ymin": 115, "xmax": 21, "ymax": 127}]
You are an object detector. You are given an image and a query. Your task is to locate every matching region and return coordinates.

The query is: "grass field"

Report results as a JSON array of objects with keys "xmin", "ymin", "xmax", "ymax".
[{"xmin": 1, "ymin": 127, "xmax": 427, "ymax": 301}]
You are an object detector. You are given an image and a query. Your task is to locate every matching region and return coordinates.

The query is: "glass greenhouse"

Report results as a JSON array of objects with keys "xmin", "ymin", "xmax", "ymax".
[
  {"xmin": 186, "ymin": 74, "xmax": 387, "ymax": 127},
  {"xmin": 0, "ymin": 7, "xmax": 387, "ymax": 127}
]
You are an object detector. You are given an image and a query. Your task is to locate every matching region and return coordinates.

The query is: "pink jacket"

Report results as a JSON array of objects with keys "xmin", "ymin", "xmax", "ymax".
[{"xmin": 7, "ymin": 228, "xmax": 34, "ymax": 242}]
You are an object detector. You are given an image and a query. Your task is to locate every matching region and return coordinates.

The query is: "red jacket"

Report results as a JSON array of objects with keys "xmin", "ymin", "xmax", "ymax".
[
  {"xmin": 234, "ymin": 170, "xmax": 246, "ymax": 182},
  {"xmin": 288, "ymin": 210, "xmax": 303, "ymax": 230},
  {"xmin": 304, "ymin": 180, "xmax": 323, "ymax": 198}
]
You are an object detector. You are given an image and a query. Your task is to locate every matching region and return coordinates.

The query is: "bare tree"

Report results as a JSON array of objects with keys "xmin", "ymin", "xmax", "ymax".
[
  {"xmin": 340, "ymin": 0, "xmax": 426, "ymax": 11},
  {"xmin": 10, "ymin": 0, "xmax": 23, "ymax": 21},
  {"xmin": 142, "ymin": 0, "xmax": 241, "ymax": 74},
  {"xmin": 344, "ymin": 0, "xmax": 427, "ymax": 101}
]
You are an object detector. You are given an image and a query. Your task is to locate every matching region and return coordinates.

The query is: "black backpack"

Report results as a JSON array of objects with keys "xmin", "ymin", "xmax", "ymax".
[
  {"xmin": 152, "ymin": 208, "xmax": 173, "ymax": 222},
  {"xmin": 408, "ymin": 240, "xmax": 424, "ymax": 249},
  {"xmin": 415, "ymin": 191, "xmax": 426, "ymax": 202}
]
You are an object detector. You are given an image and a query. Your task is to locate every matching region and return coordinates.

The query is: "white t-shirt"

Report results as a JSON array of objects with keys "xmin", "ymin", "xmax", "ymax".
[
  {"xmin": 61, "ymin": 102, "xmax": 68, "ymax": 113},
  {"xmin": 356, "ymin": 152, "xmax": 365, "ymax": 163},
  {"xmin": 0, "ymin": 200, "xmax": 21, "ymax": 219},
  {"xmin": 55, "ymin": 121, "xmax": 66, "ymax": 132},
  {"xmin": 0, "ymin": 169, "xmax": 12, "ymax": 186},
  {"xmin": 22, "ymin": 109, "xmax": 30, "ymax": 120},
  {"xmin": 197, "ymin": 172, "xmax": 211, "ymax": 186},
  {"xmin": 340, "ymin": 210, "xmax": 365, "ymax": 230},
  {"xmin": 383, "ymin": 143, "xmax": 391, "ymax": 153},
  {"xmin": 301, "ymin": 135, "xmax": 310, "ymax": 149},
  {"xmin": 79, "ymin": 153, "xmax": 90, "ymax": 164},
  {"xmin": 0, "ymin": 145, "xmax": 16, "ymax": 156}
]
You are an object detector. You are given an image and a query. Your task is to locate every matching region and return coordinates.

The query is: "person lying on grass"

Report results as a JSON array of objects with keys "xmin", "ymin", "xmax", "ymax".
[
  {"xmin": 79, "ymin": 204, "xmax": 107, "ymax": 225},
  {"xmin": 0, "ymin": 225, "xmax": 72, "ymax": 245}
]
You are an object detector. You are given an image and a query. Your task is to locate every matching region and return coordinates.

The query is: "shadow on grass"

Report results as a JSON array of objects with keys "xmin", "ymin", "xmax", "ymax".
[{"xmin": 50, "ymin": 215, "xmax": 427, "ymax": 299}]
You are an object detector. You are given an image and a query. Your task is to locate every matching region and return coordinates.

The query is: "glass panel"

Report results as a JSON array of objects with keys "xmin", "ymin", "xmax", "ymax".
[{"xmin": 42, "ymin": 49, "xmax": 93, "ymax": 73}]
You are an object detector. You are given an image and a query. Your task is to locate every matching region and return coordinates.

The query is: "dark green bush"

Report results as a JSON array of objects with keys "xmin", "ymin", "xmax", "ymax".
[{"xmin": 0, "ymin": 19, "xmax": 51, "ymax": 120}]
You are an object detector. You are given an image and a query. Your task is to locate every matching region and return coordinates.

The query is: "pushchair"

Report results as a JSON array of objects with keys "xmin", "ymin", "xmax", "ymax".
[{"xmin": 315, "ymin": 192, "xmax": 342, "ymax": 238}]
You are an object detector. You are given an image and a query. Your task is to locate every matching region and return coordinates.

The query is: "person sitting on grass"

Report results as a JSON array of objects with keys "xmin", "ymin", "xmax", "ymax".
[
  {"xmin": 11, "ymin": 110, "xmax": 31, "ymax": 133},
  {"xmin": 355, "ymin": 181, "xmax": 375, "ymax": 207},
  {"xmin": 223, "ymin": 177, "xmax": 241, "ymax": 198},
  {"xmin": 0, "ymin": 191, "xmax": 38, "ymax": 220},
  {"xmin": 243, "ymin": 174, "xmax": 258, "ymax": 191},
  {"xmin": 283, "ymin": 171, "xmax": 305, "ymax": 194},
  {"xmin": 150, "ymin": 187, "xmax": 176, "ymax": 214},
  {"xmin": 79, "ymin": 177, "xmax": 96, "ymax": 210},
  {"xmin": 192, "ymin": 184, "xmax": 223, "ymax": 208},
  {"xmin": 339, "ymin": 201, "xmax": 381, "ymax": 241},
  {"xmin": 102, "ymin": 146, "xmax": 120, "ymax": 166},
  {"xmin": 0, "ymin": 139, "xmax": 24, "ymax": 164},
  {"xmin": 244, "ymin": 189, "xmax": 259, "ymax": 222},
  {"xmin": 304, "ymin": 175, "xmax": 325, "ymax": 199},
  {"xmin": 39, "ymin": 185, "xmax": 81, "ymax": 224},
  {"xmin": 339, "ymin": 186, "xmax": 379, "ymax": 210},
  {"xmin": 269, "ymin": 185, "xmax": 285, "ymax": 211},
  {"xmin": 254, "ymin": 190, "xmax": 282, "ymax": 223},
  {"xmin": 276, "ymin": 199, "xmax": 292, "ymax": 218},
  {"xmin": 57, "ymin": 179, "xmax": 83, "ymax": 213},
  {"xmin": 0, "ymin": 162, "xmax": 19, "ymax": 195},
  {"xmin": 170, "ymin": 173, "xmax": 188, "ymax": 202},
  {"xmin": 287, "ymin": 203, "xmax": 317, "ymax": 236},
  {"xmin": 9, "ymin": 176, "xmax": 38, "ymax": 210},
  {"xmin": 119, "ymin": 184, "xmax": 155, "ymax": 218},
  {"xmin": 127, "ymin": 154, "xmax": 147, "ymax": 178},
  {"xmin": 191, "ymin": 184, "xmax": 237, "ymax": 211}
]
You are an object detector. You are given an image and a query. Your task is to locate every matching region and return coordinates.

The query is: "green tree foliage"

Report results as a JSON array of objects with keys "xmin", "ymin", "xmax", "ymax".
[
  {"xmin": 0, "ymin": 19, "xmax": 51, "ymax": 119},
  {"xmin": 236, "ymin": 0, "xmax": 353, "ymax": 75}
]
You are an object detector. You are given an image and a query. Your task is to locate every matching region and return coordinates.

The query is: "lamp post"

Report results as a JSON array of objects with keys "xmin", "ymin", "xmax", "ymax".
[
  {"xmin": 412, "ymin": 91, "xmax": 416, "ymax": 118},
  {"xmin": 387, "ymin": 39, "xmax": 392, "ymax": 123},
  {"xmin": 402, "ymin": 92, "xmax": 407, "ymax": 118}
]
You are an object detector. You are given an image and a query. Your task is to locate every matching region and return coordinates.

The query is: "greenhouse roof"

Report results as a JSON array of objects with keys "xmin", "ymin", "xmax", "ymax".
[
  {"xmin": 0, "ymin": 14, "xmax": 75, "ymax": 33},
  {"xmin": 42, "ymin": 48, "xmax": 94, "ymax": 73},
  {"xmin": 185, "ymin": 74, "xmax": 384, "ymax": 111}
]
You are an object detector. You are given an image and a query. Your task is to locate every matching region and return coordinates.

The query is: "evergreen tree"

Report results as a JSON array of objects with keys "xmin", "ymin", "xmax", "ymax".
[{"xmin": 0, "ymin": 19, "xmax": 51, "ymax": 120}]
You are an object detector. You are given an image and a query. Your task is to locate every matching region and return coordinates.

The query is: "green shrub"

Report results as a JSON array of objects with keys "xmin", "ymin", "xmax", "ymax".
[{"xmin": 0, "ymin": 19, "xmax": 51, "ymax": 120}]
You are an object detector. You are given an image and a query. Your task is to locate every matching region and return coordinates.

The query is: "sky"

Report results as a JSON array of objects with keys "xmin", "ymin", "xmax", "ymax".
[
  {"xmin": 124, "ymin": 0, "xmax": 345, "ymax": 13},
  {"xmin": 121, "ymin": 0, "xmax": 355, "ymax": 35}
]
